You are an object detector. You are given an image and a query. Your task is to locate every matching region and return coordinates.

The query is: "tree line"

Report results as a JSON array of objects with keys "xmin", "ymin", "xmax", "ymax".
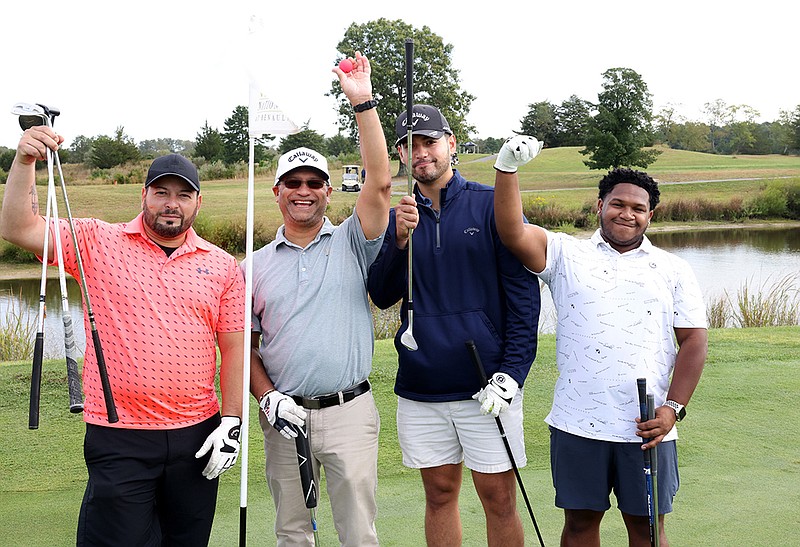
[{"xmin": 2, "ymin": 18, "xmax": 798, "ymax": 176}]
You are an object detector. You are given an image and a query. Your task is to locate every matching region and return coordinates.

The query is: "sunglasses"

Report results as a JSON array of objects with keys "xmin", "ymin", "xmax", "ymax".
[{"xmin": 281, "ymin": 179, "xmax": 327, "ymax": 190}]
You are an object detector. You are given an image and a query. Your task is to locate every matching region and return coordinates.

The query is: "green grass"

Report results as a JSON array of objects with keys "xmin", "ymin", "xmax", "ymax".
[
  {"xmin": 2, "ymin": 147, "xmax": 799, "ymax": 259},
  {"xmin": 1, "ymin": 327, "xmax": 799, "ymax": 545}
]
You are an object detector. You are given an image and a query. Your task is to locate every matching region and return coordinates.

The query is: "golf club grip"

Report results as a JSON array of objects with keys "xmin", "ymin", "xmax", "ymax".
[
  {"xmin": 29, "ymin": 334, "xmax": 44, "ymax": 429},
  {"xmin": 405, "ymin": 39, "xmax": 413, "ymax": 121},
  {"xmin": 62, "ymin": 314, "xmax": 84, "ymax": 412},
  {"xmin": 637, "ymin": 378, "xmax": 651, "ymax": 464},
  {"xmin": 91, "ymin": 328, "xmax": 118, "ymax": 423},
  {"xmin": 293, "ymin": 424, "xmax": 318, "ymax": 509},
  {"xmin": 637, "ymin": 377, "xmax": 648, "ymax": 421},
  {"xmin": 465, "ymin": 340, "xmax": 489, "ymax": 387}
]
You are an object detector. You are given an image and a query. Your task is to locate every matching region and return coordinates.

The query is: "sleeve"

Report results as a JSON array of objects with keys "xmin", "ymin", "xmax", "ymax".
[
  {"xmin": 672, "ymin": 256, "xmax": 708, "ymax": 329},
  {"xmin": 366, "ymin": 209, "xmax": 408, "ymax": 310},
  {"xmin": 216, "ymin": 254, "xmax": 246, "ymax": 333},
  {"xmin": 494, "ymin": 220, "xmax": 540, "ymax": 387}
]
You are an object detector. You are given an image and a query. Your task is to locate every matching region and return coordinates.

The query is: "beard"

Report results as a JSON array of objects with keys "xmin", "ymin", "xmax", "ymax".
[
  {"xmin": 143, "ymin": 205, "xmax": 198, "ymax": 239},
  {"xmin": 412, "ymin": 156, "xmax": 450, "ymax": 185}
]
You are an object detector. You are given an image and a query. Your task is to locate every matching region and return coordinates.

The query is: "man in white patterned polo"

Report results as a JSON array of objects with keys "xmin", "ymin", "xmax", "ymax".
[{"xmin": 491, "ymin": 136, "xmax": 708, "ymax": 547}]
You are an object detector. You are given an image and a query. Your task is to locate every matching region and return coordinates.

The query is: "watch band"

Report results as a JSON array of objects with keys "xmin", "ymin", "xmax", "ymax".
[
  {"xmin": 353, "ymin": 99, "xmax": 378, "ymax": 113},
  {"xmin": 665, "ymin": 399, "xmax": 686, "ymax": 421}
]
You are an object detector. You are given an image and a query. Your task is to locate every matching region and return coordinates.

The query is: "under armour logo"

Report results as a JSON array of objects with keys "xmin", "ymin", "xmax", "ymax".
[
  {"xmin": 464, "ymin": 227, "xmax": 480, "ymax": 236},
  {"xmin": 197, "ymin": 267, "xmax": 210, "ymax": 275}
]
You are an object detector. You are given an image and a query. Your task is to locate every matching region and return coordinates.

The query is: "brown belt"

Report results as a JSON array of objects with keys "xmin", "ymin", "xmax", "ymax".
[{"xmin": 291, "ymin": 380, "xmax": 371, "ymax": 410}]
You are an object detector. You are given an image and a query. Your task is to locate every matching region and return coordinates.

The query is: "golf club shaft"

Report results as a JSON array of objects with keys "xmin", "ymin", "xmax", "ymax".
[
  {"xmin": 647, "ymin": 393, "xmax": 660, "ymax": 547},
  {"xmin": 637, "ymin": 379, "xmax": 657, "ymax": 547},
  {"xmin": 403, "ymin": 38, "xmax": 416, "ymax": 349},
  {"xmin": 52, "ymin": 154, "xmax": 84, "ymax": 412},
  {"xmin": 53, "ymin": 151, "xmax": 118, "ymax": 423},
  {"xmin": 466, "ymin": 340, "xmax": 546, "ymax": 547},
  {"xmin": 29, "ymin": 162, "xmax": 55, "ymax": 429}
]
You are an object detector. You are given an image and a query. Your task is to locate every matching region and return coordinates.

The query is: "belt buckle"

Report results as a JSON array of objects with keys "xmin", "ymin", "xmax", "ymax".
[{"xmin": 338, "ymin": 391, "xmax": 345, "ymax": 405}]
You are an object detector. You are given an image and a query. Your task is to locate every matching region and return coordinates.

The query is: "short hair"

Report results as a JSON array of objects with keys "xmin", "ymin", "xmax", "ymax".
[{"xmin": 598, "ymin": 168, "xmax": 660, "ymax": 210}]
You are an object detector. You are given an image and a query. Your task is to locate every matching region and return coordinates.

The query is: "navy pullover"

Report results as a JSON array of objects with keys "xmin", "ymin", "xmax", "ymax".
[{"xmin": 367, "ymin": 170, "xmax": 540, "ymax": 402}]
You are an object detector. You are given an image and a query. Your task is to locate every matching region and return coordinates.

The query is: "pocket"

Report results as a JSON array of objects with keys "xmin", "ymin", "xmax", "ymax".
[{"xmin": 397, "ymin": 310, "xmax": 504, "ymax": 397}]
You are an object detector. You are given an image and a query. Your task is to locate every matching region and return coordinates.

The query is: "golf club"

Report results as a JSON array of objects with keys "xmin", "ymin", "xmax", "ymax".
[
  {"xmin": 637, "ymin": 378, "xmax": 659, "ymax": 547},
  {"xmin": 292, "ymin": 422, "xmax": 320, "ymax": 545},
  {"xmin": 14, "ymin": 102, "xmax": 117, "ymax": 423},
  {"xmin": 399, "ymin": 38, "xmax": 418, "ymax": 352},
  {"xmin": 16, "ymin": 104, "xmax": 85, "ymax": 414},
  {"xmin": 648, "ymin": 393, "xmax": 660, "ymax": 547},
  {"xmin": 13, "ymin": 103, "xmax": 53, "ymax": 428},
  {"xmin": 466, "ymin": 340, "xmax": 546, "ymax": 547}
]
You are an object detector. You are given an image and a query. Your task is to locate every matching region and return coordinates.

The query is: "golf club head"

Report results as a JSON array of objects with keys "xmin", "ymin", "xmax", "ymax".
[
  {"xmin": 12, "ymin": 102, "xmax": 48, "ymax": 130},
  {"xmin": 11, "ymin": 102, "xmax": 59, "ymax": 130},
  {"xmin": 400, "ymin": 312, "xmax": 418, "ymax": 351}
]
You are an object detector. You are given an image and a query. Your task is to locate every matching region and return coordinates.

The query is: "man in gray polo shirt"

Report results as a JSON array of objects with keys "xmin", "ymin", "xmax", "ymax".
[{"xmin": 243, "ymin": 53, "xmax": 392, "ymax": 546}]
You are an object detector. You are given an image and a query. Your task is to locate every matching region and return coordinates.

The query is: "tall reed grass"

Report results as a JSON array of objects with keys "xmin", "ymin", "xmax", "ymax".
[
  {"xmin": 706, "ymin": 273, "xmax": 800, "ymax": 328},
  {"xmin": 0, "ymin": 289, "xmax": 35, "ymax": 361}
]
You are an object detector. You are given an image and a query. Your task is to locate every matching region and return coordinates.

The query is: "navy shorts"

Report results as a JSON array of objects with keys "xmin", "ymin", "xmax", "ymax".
[{"xmin": 549, "ymin": 426, "xmax": 679, "ymax": 516}]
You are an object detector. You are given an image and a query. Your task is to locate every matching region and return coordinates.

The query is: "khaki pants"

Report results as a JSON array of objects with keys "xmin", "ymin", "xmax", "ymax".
[{"xmin": 259, "ymin": 390, "xmax": 380, "ymax": 546}]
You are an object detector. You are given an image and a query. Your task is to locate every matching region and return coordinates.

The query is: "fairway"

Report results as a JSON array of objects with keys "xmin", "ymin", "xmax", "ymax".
[{"xmin": 1, "ymin": 327, "xmax": 798, "ymax": 545}]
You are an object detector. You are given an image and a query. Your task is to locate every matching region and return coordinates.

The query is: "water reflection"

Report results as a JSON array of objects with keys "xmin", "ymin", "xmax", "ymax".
[
  {"xmin": 0, "ymin": 277, "xmax": 86, "ymax": 359},
  {"xmin": 537, "ymin": 226, "xmax": 799, "ymax": 333},
  {"xmin": 1, "ymin": 227, "xmax": 798, "ymax": 349}
]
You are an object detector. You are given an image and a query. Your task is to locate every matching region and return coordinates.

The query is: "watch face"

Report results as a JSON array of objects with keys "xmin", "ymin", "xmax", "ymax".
[{"xmin": 677, "ymin": 406, "xmax": 686, "ymax": 420}]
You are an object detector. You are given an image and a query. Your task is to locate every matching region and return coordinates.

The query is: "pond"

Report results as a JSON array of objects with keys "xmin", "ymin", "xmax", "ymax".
[
  {"xmin": 1, "ymin": 226, "xmax": 798, "ymax": 357},
  {"xmin": 532, "ymin": 226, "xmax": 799, "ymax": 332}
]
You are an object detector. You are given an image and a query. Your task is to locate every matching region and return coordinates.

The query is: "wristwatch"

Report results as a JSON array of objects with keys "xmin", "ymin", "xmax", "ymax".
[
  {"xmin": 353, "ymin": 99, "xmax": 378, "ymax": 112},
  {"xmin": 664, "ymin": 400, "xmax": 686, "ymax": 421}
]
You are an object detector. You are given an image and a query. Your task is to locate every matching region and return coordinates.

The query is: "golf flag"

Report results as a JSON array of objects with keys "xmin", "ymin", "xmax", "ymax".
[
  {"xmin": 246, "ymin": 14, "xmax": 300, "ymax": 138},
  {"xmin": 248, "ymin": 85, "xmax": 300, "ymax": 138}
]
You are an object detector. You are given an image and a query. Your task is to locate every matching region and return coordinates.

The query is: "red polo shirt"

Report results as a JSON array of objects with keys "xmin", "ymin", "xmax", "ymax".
[{"xmin": 49, "ymin": 213, "xmax": 245, "ymax": 428}]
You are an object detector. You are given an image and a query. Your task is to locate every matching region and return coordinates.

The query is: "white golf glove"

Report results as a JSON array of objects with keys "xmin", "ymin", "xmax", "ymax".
[
  {"xmin": 195, "ymin": 416, "xmax": 241, "ymax": 480},
  {"xmin": 260, "ymin": 390, "xmax": 308, "ymax": 439},
  {"xmin": 494, "ymin": 135, "xmax": 544, "ymax": 173},
  {"xmin": 472, "ymin": 372, "xmax": 519, "ymax": 417}
]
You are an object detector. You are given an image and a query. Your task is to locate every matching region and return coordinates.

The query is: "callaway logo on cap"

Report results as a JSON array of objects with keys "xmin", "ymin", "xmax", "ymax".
[
  {"xmin": 395, "ymin": 104, "xmax": 453, "ymax": 146},
  {"xmin": 274, "ymin": 147, "xmax": 330, "ymax": 186}
]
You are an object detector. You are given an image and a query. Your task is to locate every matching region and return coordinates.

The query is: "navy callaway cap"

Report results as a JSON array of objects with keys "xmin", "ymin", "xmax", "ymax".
[
  {"xmin": 145, "ymin": 154, "xmax": 200, "ymax": 191},
  {"xmin": 395, "ymin": 104, "xmax": 453, "ymax": 146}
]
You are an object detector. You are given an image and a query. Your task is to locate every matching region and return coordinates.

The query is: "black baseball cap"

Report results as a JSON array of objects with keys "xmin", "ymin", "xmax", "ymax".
[
  {"xmin": 145, "ymin": 154, "xmax": 200, "ymax": 191},
  {"xmin": 395, "ymin": 104, "xmax": 453, "ymax": 146}
]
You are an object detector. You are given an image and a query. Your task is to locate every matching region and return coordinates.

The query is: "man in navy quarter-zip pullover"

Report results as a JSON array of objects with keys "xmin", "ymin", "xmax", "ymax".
[{"xmin": 368, "ymin": 104, "xmax": 540, "ymax": 547}]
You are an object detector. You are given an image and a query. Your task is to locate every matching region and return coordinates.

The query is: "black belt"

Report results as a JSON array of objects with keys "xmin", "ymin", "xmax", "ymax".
[{"xmin": 291, "ymin": 380, "xmax": 371, "ymax": 410}]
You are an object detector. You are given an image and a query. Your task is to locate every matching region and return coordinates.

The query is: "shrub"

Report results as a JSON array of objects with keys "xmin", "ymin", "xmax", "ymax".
[
  {"xmin": 522, "ymin": 196, "xmax": 592, "ymax": 230},
  {"xmin": 0, "ymin": 244, "xmax": 38, "ymax": 263},
  {"xmin": 745, "ymin": 184, "xmax": 787, "ymax": 219},
  {"xmin": 193, "ymin": 216, "xmax": 273, "ymax": 254}
]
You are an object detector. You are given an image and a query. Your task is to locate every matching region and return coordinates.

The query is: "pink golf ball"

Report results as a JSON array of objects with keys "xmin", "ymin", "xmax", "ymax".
[{"xmin": 339, "ymin": 59, "xmax": 354, "ymax": 73}]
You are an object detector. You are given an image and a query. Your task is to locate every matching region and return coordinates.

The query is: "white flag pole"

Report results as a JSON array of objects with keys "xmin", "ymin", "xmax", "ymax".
[
  {"xmin": 239, "ymin": 135, "xmax": 256, "ymax": 547},
  {"xmin": 240, "ymin": 17, "xmax": 301, "ymax": 543}
]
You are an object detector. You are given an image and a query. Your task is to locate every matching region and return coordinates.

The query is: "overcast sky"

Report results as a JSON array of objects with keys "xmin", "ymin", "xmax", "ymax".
[{"xmin": 1, "ymin": 0, "xmax": 796, "ymax": 150}]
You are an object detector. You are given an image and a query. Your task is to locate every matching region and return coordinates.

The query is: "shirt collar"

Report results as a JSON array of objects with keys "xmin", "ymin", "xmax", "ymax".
[
  {"xmin": 275, "ymin": 216, "xmax": 334, "ymax": 248},
  {"xmin": 123, "ymin": 212, "xmax": 212, "ymax": 252},
  {"xmin": 591, "ymin": 228, "xmax": 653, "ymax": 255}
]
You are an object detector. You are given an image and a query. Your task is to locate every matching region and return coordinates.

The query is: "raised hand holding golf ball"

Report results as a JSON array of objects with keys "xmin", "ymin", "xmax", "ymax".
[
  {"xmin": 333, "ymin": 52, "xmax": 373, "ymax": 108},
  {"xmin": 494, "ymin": 135, "xmax": 544, "ymax": 173}
]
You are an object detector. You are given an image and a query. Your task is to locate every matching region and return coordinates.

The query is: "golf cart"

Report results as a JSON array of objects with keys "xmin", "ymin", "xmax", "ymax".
[{"xmin": 341, "ymin": 164, "xmax": 361, "ymax": 192}]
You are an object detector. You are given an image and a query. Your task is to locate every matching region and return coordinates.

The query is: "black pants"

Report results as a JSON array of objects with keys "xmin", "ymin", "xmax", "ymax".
[{"xmin": 77, "ymin": 415, "xmax": 220, "ymax": 546}]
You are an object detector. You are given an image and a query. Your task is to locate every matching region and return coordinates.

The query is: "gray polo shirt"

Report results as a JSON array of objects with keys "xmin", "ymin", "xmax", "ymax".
[{"xmin": 244, "ymin": 215, "xmax": 384, "ymax": 397}]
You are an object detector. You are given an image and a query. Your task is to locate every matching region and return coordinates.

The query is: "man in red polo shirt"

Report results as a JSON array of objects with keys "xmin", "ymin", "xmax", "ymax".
[{"xmin": 1, "ymin": 131, "xmax": 245, "ymax": 546}]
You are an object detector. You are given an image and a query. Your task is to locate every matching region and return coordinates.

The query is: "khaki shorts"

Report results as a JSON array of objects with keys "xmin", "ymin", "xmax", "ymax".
[{"xmin": 397, "ymin": 392, "xmax": 526, "ymax": 473}]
